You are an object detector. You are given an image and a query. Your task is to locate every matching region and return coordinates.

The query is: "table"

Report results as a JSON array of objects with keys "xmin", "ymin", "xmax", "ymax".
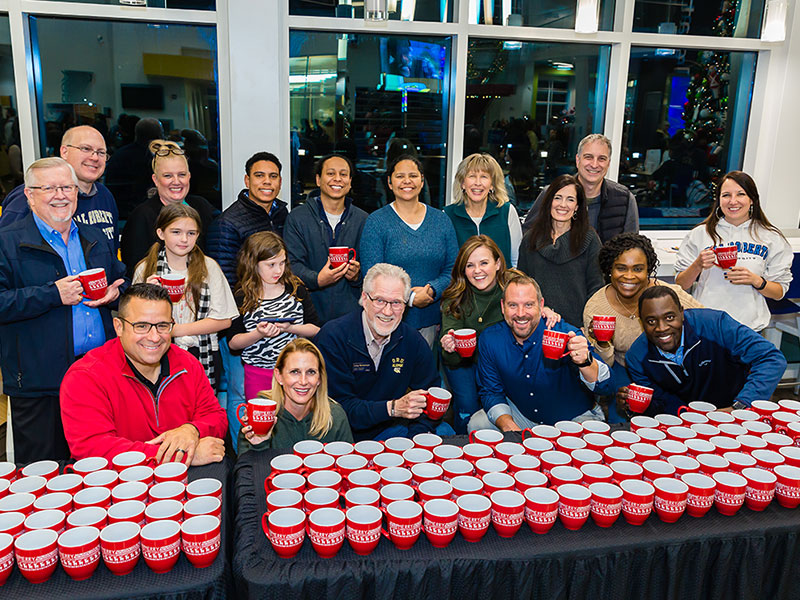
[
  {"xmin": 3, "ymin": 457, "xmax": 234, "ymax": 600},
  {"xmin": 233, "ymin": 435, "xmax": 800, "ymax": 600}
]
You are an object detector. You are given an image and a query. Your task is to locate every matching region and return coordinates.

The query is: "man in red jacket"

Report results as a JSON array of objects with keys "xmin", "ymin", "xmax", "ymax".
[{"xmin": 60, "ymin": 283, "xmax": 227, "ymax": 463}]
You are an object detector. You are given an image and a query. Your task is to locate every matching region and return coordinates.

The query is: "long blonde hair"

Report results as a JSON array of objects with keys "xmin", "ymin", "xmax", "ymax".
[
  {"xmin": 235, "ymin": 231, "xmax": 301, "ymax": 315},
  {"xmin": 452, "ymin": 153, "xmax": 509, "ymax": 207},
  {"xmin": 257, "ymin": 339, "xmax": 335, "ymax": 439}
]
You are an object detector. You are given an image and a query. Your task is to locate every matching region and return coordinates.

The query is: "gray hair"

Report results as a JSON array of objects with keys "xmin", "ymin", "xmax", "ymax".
[
  {"xmin": 361, "ymin": 263, "xmax": 411, "ymax": 304},
  {"xmin": 24, "ymin": 157, "xmax": 79, "ymax": 188},
  {"xmin": 576, "ymin": 133, "xmax": 612, "ymax": 158}
]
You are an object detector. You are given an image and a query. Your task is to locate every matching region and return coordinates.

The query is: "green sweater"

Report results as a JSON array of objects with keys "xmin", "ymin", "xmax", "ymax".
[
  {"xmin": 440, "ymin": 283, "xmax": 504, "ymax": 369},
  {"xmin": 237, "ymin": 400, "xmax": 354, "ymax": 455}
]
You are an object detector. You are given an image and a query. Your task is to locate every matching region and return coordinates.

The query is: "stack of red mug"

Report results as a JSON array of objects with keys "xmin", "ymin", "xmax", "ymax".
[{"xmin": 0, "ymin": 453, "xmax": 223, "ymax": 585}]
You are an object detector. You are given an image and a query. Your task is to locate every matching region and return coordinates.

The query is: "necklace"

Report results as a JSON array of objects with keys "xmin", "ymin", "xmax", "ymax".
[
  {"xmin": 472, "ymin": 287, "xmax": 495, "ymax": 323},
  {"xmin": 613, "ymin": 286, "xmax": 638, "ymax": 320}
]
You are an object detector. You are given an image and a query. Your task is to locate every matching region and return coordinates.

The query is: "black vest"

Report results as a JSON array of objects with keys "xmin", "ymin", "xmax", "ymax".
[{"xmin": 596, "ymin": 179, "xmax": 631, "ymax": 244}]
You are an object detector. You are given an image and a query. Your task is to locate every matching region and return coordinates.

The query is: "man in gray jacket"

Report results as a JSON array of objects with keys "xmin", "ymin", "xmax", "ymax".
[{"xmin": 284, "ymin": 154, "xmax": 367, "ymax": 323}]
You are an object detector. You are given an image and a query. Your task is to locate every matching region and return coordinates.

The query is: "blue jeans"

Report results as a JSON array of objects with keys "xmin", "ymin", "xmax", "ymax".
[
  {"xmin": 373, "ymin": 422, "xmax": 456, "ymax": 441},
  {"xmin": 444, "ymin": 365, "xmax": 481, "ymax": 434},
  {"xmin": 220, "ymin": 338, "xmax": 246, "ymax": 452},
  {"xmin": 606, "ymin": 362, "xmax": 631, "ymax": 424}
]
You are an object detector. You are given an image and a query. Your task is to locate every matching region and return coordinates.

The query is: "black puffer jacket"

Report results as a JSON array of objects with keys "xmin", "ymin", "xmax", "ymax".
[{"xmin": 205, "ymin": 190, "xmax": 288, "ymax": 287}]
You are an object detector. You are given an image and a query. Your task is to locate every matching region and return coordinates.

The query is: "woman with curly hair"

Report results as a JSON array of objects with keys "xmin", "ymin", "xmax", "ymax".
[
  {"xmin": 674, "ymin": 171, "xmax": 792, "ymax": 331},
  {"xmin": 582, "ymin": 233, "xmax": 702, "ymax": 421}
]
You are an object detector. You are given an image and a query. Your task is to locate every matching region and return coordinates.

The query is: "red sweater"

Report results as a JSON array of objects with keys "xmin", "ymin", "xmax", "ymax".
[{"xmin": 60, "ymin": 337, "xmax": 228, "ymax": 461}]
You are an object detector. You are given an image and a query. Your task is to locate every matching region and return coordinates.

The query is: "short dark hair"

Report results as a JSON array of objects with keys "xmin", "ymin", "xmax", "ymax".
[
  {"xmin": 638, "ymin": 284, "xmax": 682, "ymax": 315},
  {"xmin": 598, "ymin": 232, "xmax": 660, "ymax": 284},
  {"xmin": 118, "ymin": 283, "xmax": 172, "ymax": 317},
  {"xmin": 386, "ymin": 153, "xmax": 424, "ymax": 179},
  {"xmin": 314, "ymin": 153, "xmax": 354, "ymax": 178},
  {"xmin": 245, "ymin": 152, "xmax": 282, "ymax": 176}
]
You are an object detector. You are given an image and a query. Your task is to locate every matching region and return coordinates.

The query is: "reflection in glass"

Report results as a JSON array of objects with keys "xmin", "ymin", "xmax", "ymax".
[
  {"xmin": 30, "ymin": 17, "xmax": 220, "ymax": 217},
  {"xmin": 290, "ymin": 31, "xmax": 451, "ymax": 211},
  {"xmin": 633, "ymin": 0, "xmax": 764, "ymax": 38},
  {"xmin": 464, "ymin": 39, "xmax": 610, "ymax": 214},
  {"xmin": 622, "ymin": 47, "xmax": 757, "ymax": 230},
  {"xmin": 289, "ymin": 0, "xmax": 452, "ymax": 22},
  {"xmin": 30, "ymin": 0, "xmax": 215, "ymax": 8},
  {"xmin": 470, "ymin": 0, "xmax": 614, "ymax": 31},
  {"xmin": 0, "ymin": 16, "xmax": 23, "ymax": 201}
]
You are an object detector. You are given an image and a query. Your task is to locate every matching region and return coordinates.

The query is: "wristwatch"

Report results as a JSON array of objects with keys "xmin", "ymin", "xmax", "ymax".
[
  {"xmin": 732, "ymin": 400, "xmax": 747, "ymax": 410},
  {"xmin": 575, "ymin": 354, "xmax": 593, "ymax": 368},
  {"xmin": 753, "ymin": 277, "xmax": 767, "ymax": 291}
]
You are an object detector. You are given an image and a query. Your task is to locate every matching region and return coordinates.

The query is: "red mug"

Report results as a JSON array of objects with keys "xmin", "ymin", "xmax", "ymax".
[
  {"xmin": 270, "ymin": 454, "xmax": 304, "ymax": 476},
  {"xmin": 120, "ymin": 465, "xmax": 155, "ymax": 486},
  {"xmin": 490, "ymin": 490, "xmax": 525, "ymax": 538},
  {"xmin": 181, "ymin": 515, "xmax": 221, "ymax": 568},
  {"xmin": 402, "ymin": 448, "xmax": 434, "ymax": 469},
  {"xmin": 451, "ymin": 475, "xmax": 483, "ymax": 498},
  {"xmin": 627, "ymin": 384, "xmax": 654, "ymax": 413},
  {"xmin": 145, "ymin": 499, "xmax": 184, "ymax": 524},
  {"xmin": 267, "ymin": 489, "xmax": 304, "ymax": 513},
  {"xmin": 523, "ymin": 487, "xmax": 559, "ymax": 534},
  {"xmin": 58, "ymin": 525, "xmax": 101, "ymax": 580},
  {"xmin": 591, "ymin": 315, "xmax": 616, "ymax": 342},
  {"xmin": 45, "ymin": 473, "xmax": 83, "ymax": 496},
  {"xmin": 442, "ymin": 459, "xmax": 474, "ymax": 482},
  {"xmin": 111, "ymin": 451, "xmax": 150, "ymax": 472},
  {"xmin": 100, "ymin": 521, "xmax": 141, "ymax": 576},
  {"xmin": 603, "ymin": 446, "xmax": 635, "ymax": 464},
  {"xmin": 112, "ymin": 481, "xmax": 149, "ymax": 505},
  {"xmin": 713, "ymin": 244, "xmax": 738, "ymax": 269},
  {"xmin": 9, "ymin": 476, "xmax": 48, "ymax": 498},
  {"xmin": 549, "ymin": 465, "xmax": 583, "ymax": 489},
  {"xmin": 742, "ymin": 467, "xmax": 776, "ymax": 512},
  {"xmin": 475, "ymin": 457, "xmax": 508, "ymax": 478},
  {"xmin": 481, "ymin": 472, "xmax": 516, "ymax": 496},
  {"xmin": 588, "ymin": 482, "xmax": 623, "ymax": 528},
  {"xmin": 556, "ymin": 484, "xmax": 591, "ymax": 531},
  {"xmin": 416, "ymin": 480, "xmax": 453, "ymax": 505},
  {"xmin": 580, "ymin": 463, "xmax": 614, "ymax": 485},
  {"xmin": 344, "ymin": 487, "xmax": 381, "ymax": 509},
  {"xmin": 424, "ymin": 387, "xmax": 451, "ymax": 420},
  {"xmin": 0, "ymin": 512, "xmax": 26, "ymax": 539},
  {"xmin": 410, "ymin": 462, "xmax": 443, "ymax": 487},
  {"xmin": 456, "ymin": 493, "xmax": 492, "ymax": 542},
  {"xmin": 294, "ymin": 439, "xmax": 325, "ymax": 459},
  {"xmin": 541, "ymin": 329, "xmax": 570, "ymax": 360},
  {"xmin": 513, "ymin": 470, "xmax": 548, "ymax": 494},
  {"xmin": 346, "ymin": 469, "xmax": 381, "ymax": 491},
  {"xmin": 154, "ymin": 462, "xmax": 189, "ymax": 485},
  {"xmin": 422, "ymin": 498, "xmax": 459, "ymax": 548},
  {"xmin": 494, "ymin": 442, "xmax": 525, "ymax": 463},
  {"xmin": 620, "ymin": 479, "xmax": 654, "ymax": 526},
  {"xmin": 642, "ymin": 459, "xmax": 676, "ymax": 483},
  {"xmin": 66, "ymin": 506, "xmax": 107, "ymax": 530},
  {"xmin": 78, "ymin": 267, "xmax": 108, "ymax": 300},
  {"xmin": 381, "ymin": 500, "xmax": 422, "ymax": 550},
  {"xmin": 653, "ymin": 477, "xmax": 688, "ymax": 523},
  {"xmin": 379, "ymin": 483, "xmax": 415, "ymax": 508},
  {"xmin": 307, "ymin": 507, "xmax": 346, "ymax": 559},
  {"xmin": 24, "ymin": 509, "xmax": 66, "ymax": 535},
  {"xmin": 0, "ymin": 533, "xmax": 13, "ymax": 586},
  {"xmin": 149, "ymin": 481, "xmax": 186, "ymax": 503},
  {"xmin": 712, "ymin": 471, "xmax": 746, "ymax": 516},
  {"xmin": 64, "ymin": 456, "xmax": 108, "ymax": 476},
  {"xmin": 521, "ymin": 436, "xmax": 553, "ymax": 457},
  {"xmin": 724, "ymin": 451, "xmax": 757, "ymax": 473},
  {"xmin": 507, "ymin": 454, "xmax": 541, "ymax": 473},
  {"xmin": 158, "ymin": 273, "xmax": 185, "ymax": 303},
  {"xmin": 263, "ymin": 508, "xmax": 306, "ymax": 558},
  {"xmin": 83, "ymin": 469, "xmax": 119, "ymax": 490},
  {"xmin": 21, "ymin": 460, "xmax": 59, "ymax": 481},
  {"xmin": 751, "ymin": 400, "xmax": 780, "ymax": 426},
  {"xmin": 108, "ymin": 499, "xmax": 147, "ymax": 526},
  {"xmin": 186, "ymin": 478, "xmax": 223, "ymax": 500},
  {"xmin": 412, "ymin": 433, "xmax": 442, "ymax": 451},
  {"xmin": 540, "ymin": 450, "xmax": 572, "ymax": 479},
  {"xmin": 303, "ymin": 488, "xmax": 340, "ymax": 514},
  {"xmin": 0, "ymin": 493, "xmax": 36, "ymax": 516},
  {"xmin": 774, "ymin": 464, "xmax": 800, "ymax": 508},
  {"xmin": 453, "ymin": 328, "xmax": 477, "ymax": 358},
  {"xmin": 667, "ymin": 455, "xmax": 701, "ymax": 479},
  {"xmin": 140, "ymin": 519, "xmax": 181, "ymax": 573},
  {"xmin": 383, "ymin": 437, "xmax": 413, "ymax": 455},
  {"xmin": 680, "ymin": 472, "xmax": 716, "ymax": 518},
  {"xmin": 238, "ymin": 398, "xmax": 277, "ymax": 437},
  {"xmin": 353, "ymin": 440, "xmax": 384, "ymax": 466},
  {"xmin": 328, "ymin": 246, "xmax": 356, "ymax": 268},
  {"xmin": 345, "ymin": 505, "xmax": 382, "ymax": 555},
  {"xmin": 0, "ymin": 463, "xmax": 16, "ymax": 483},
  {"xmin": 609, "ymin": 460, "xmax": 644, "ymax": 485},
  {"xmin": 14, "ymin": 529, "xmax": 59, "ymax": 583}
]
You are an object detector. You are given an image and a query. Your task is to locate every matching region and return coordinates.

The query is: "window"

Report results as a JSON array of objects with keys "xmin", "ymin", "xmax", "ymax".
[
  {"xmin": 633, "ymin": 0, "xmax": 765, "ymax": 38},
  {"xmin": 289, "ymin": 31, "xmax": 451, "ymax": 211},
  {"xmin": 290, "ymin": 0, "xmax": 452, "ymax": 22},
  {"xmin": 622, "ymin": 47, "xmax": 757, "ymax": 229},
  {"xmin": 33, "ymin": 0, "xmax": 215, "ymax": 9},
  {"xmin": 470, "ymin": 0, "xmax": 615, "ymax": 30},
  {"xmin": 0, "ymin": 15, "xmax": 23, "ymax": 202},
  {"xmin": 30, "ymin": 17, "xmax": 220, "ymax": 216},
  {"xmin": 465, "ymin": 39, "xmax": 611, "ymax": 213}
]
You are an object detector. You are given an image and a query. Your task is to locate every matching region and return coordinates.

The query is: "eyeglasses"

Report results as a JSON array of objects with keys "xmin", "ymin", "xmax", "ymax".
[
  {"xmin": 118, "ymin": 318, "xmax": 175, "ymax": 334},
  {"xmin": 27, "ymin": 184, "xmax": 78, "ymax": 195},
  {"xmin": 151, "ymin": 143, "xmax": 186, "ymax": 157},
  {"xmin": 365, "ymin": 292, "xmax": 406, "ymax": 311},
  {"xmin": 65, "ymin": 144, "xmax": 108, "ymax": 159}
]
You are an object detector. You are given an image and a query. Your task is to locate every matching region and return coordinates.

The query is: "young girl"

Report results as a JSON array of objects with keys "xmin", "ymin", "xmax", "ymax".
[
  {"xmin": 133, "ymin": 203, "xmax": 238, "ymax": 389},
  {"xmin": 228, "ymin": 231, "xmax": 320, "ymax": 401}
]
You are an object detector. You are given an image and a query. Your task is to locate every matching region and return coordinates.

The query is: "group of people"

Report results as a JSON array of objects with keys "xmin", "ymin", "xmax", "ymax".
[{"xmin": 0, "ymin": 126, "xmax": 792, "ymax": 468}]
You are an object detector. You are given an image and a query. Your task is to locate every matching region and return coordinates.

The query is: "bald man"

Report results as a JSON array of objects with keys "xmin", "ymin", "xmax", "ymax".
[{"xmin": 0, "ymin": 125, "xmax": 119, "ymax": 250}]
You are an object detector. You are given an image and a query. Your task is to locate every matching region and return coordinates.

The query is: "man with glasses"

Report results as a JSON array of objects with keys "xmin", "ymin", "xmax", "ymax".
[
  {"xmin": 0, "ymin": 157, "xmax": 126, "ymax": 462},
  {"xmin": 60, "ymin": 283, "xmax": 227, "ymax": 463},
  {"xmin": 315, "ymin": 263, "xmax": 455, "ymax": 441},
  {"xmin": 0, "ymin": 125, "xmax": 119, "ymax": 251}
]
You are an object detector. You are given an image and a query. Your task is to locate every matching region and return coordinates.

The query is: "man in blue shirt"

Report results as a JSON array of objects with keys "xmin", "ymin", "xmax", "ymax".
[
  {"xmin": 0, "ymin": 157, "xmax": 126, "ymax": 462},
  {"xmin": 469, "ymin": 271, "xmax": 613, "ymax": 432},
  {"xmin": 623, "ymin": 285, "xmax": 786, "ymax": 415}
]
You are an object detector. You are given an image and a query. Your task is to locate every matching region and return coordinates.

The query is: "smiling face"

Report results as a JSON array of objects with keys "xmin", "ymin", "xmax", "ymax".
[
  {"xmin": 60, "ymin": 127, "xmax": 107, "ymax": 187},
  {"xmin": 501, "ymin": 282, "xmax": 544, "ymax": 344},
  {"xmin": 575, "ymin": 139, "xmax": 610, "ymax": 190},
  {"xmin": 157, "ymin": 217, "xmax": 199, "ymax": 260},
  {"xmin": 388, "ymin": 159, "xmax": 423, "ymax": 202},
  {"xmin": 718, "ymin": 178, "xmax": 752, "ymax": 226},
  {"xmin": 257, "ymin": 250, "xmax": 287, "ymax": 286},
  {"xmin": 640, "ymin": 295, "xmax": 684, "ymax": 353},
  {"xmin": 275, "ymin": 350, "xmax": 321, "ymax": 418},
  {"xmin": 152, "ymin": 156, "xmax": 190, "ymax": 204},
  {"xmin": 465, "ymin": 245, "xmax": 500, "ymax": 291},
  {"xmin": 316, "ymin": 156, "xmax": 352, "ymax": 203},
  {"xmin": 462, "ymin": 169, "xmax": 492, "ymax": 205},
  {"xmin": 550, "ymin": 183, "xmax": 578, "ymax": 224},
  {"xmin": 362, "ymin": 274, "xmax": 406, "ymax": 340},
  {"xmin": 24, "ymin": 164, "xmax": 79, "ymax": 231},
  {"xmin": 610, "ymin": 248, "xmax": 650, "ymax": 301},
  {"xmin": 246, "ymin": 160, "xmax": 282, "ymax": 208},
  {"xmin": 114, "ymin": 297, "xmax": 172, "ymax": 374}
]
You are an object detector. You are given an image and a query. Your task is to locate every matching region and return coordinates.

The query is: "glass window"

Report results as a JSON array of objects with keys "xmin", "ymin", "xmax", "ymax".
[
  {"xmin": 289, "ymin": 31, "xmax": 451, "ymax": 211},
  {"xmin": 30, "ymin": 17, "xmax": 220, "ymax": 218},
  {"xmin": 470, "ymin": 0, "xmax": 615, "ymax": 30},
  {"xmin": 0, "ymin": 15, "xmax": 24, "ymax": 203},
  {"xmin": 32, "ymin": 0, "xmax": 215, "ymax": 9},
  {"xmin": 465, "ymin": 39, "xmax": 611, "ymax": 214},
  {"xmin": 289, "ymin": 0, "xmax": 452, "ymax": 22},
  {"xmin": 622, "ymin": 47, "xmax": 757, "ymax": 230},
  {"xmin": 633, "ymin": 0, "xmax": 764, "ymax": 38}
]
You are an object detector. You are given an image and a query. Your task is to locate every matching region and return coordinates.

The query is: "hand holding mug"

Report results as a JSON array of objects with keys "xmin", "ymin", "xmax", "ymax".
[
  {"xmin": 344, "ymin": 259, "xmax": 361, "ymax": 282},
  {"xmin": 696, "ymin": 248, "xmax": 717, "ymax": 270},
  {"xmin": 393, "ymin": 391, "xmax": 426, "ymax": 420},
  {"xmin": 566, "ymin": 331, "xmax": 590, "ymax": 366},
  {"xmin": 241, "ymin": 411, "xmax": 274, "ymax": 446},
  {"xmin": 616, "ymin": 386, "xmax": 630, "ymax": 414},
  {"xmin": 56, "ymin": 275, "xmax": 84, "ymax": 306},
  {"xmin": 440, "ymin": 329, "xmax": 457, "ymax": 354},
  {"xmin": 317, "ymin": 258, "xmax": 348, "ymax": 287},
  {"xmin": 84, "ymin": 278, "xmax": 125, "ymax": 308}
]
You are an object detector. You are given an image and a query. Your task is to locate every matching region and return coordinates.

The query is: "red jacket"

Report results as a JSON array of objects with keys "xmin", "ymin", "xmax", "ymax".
[{"xmin": 60, "ymin": 337, "xmax": 228, "ymax": 461}]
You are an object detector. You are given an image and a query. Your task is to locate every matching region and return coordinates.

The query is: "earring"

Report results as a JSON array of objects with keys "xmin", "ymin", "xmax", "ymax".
[
  {"xmin": 571, "ymin": 211, "xmax": 578, "ymax": 220},
  {"xmin": 715, "ymin": 206, "xmax": 723, "ymax": 219},
  {"xmin": 748, "ymin": 205, "xmax": 753, "ymax": 217}
]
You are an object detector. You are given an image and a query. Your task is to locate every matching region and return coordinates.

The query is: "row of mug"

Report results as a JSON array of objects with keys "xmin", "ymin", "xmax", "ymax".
[{"xmin": 0, "ymin": 514, "xmax": 221, "ymax": 585}]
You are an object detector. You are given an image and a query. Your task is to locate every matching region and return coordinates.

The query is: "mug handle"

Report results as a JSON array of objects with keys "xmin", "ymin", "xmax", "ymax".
[
  {"xmin": 264, "ymin": 474, "xmax": 278, "ymax": 493},
  {"xmin": 775, "ymin": 424, "xmax": 788, "ymax": 436},
  {"xmin": 521, "ymin": 428, "xmax": 534, "ymax": 441},
  {"xmin": 63, "ymin": 464, "xmax": 76, "ymax": 475},
  {"xmin": 468, "ymin": 431, "xmax": 477, "ymax": 444},
  {"xmin": 677, "ymin": 406, "xmax": 689, "ymax": 415},
  {"xmin": 237, "ymin": 403, "xmax": 248, "ymax": 427},
  {"xmin": 348, "ymin": 248, "xmax": 357, "ymax": 262}
]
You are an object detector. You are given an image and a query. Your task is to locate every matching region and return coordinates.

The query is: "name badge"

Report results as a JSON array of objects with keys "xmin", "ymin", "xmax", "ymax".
[{"xmin": 352, "ymin": 361, "xmax": 372, "ymax": 373}]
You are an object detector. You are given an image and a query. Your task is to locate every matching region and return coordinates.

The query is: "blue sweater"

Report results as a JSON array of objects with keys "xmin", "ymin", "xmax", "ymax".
[
  {"xmin": 314, "ymin": 309, "xmax": 441, "ymax": 441},
  {"xmin": 359, "ymin": 205, "xmax": 458, "ymax": 329},
  {"xmin": 625, "ymin": 308, "xmax": 787, "ymax": 415},
  {"xmin": 477, "ymin": 318, "xmax": 613, "ymax": 425}
]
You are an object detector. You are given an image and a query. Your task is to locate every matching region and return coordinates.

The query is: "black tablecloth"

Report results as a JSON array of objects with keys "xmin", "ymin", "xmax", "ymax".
[
  {"xmin": 233, "ymin": 434, "xmax": 800, "ymax": 600},
  {"xmin": 3, "ymin": 457, "xmax": 234, "ymax": 600}
]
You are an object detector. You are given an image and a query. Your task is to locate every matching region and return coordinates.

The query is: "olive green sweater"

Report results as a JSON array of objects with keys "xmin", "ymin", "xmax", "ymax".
[
  {"xmin": 440, "ymin": 283, "xmax": 504, "ymax": 369},
  {"xmin": 237, "ymin": 400, "xmax": 354, "ymax": 455}
]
